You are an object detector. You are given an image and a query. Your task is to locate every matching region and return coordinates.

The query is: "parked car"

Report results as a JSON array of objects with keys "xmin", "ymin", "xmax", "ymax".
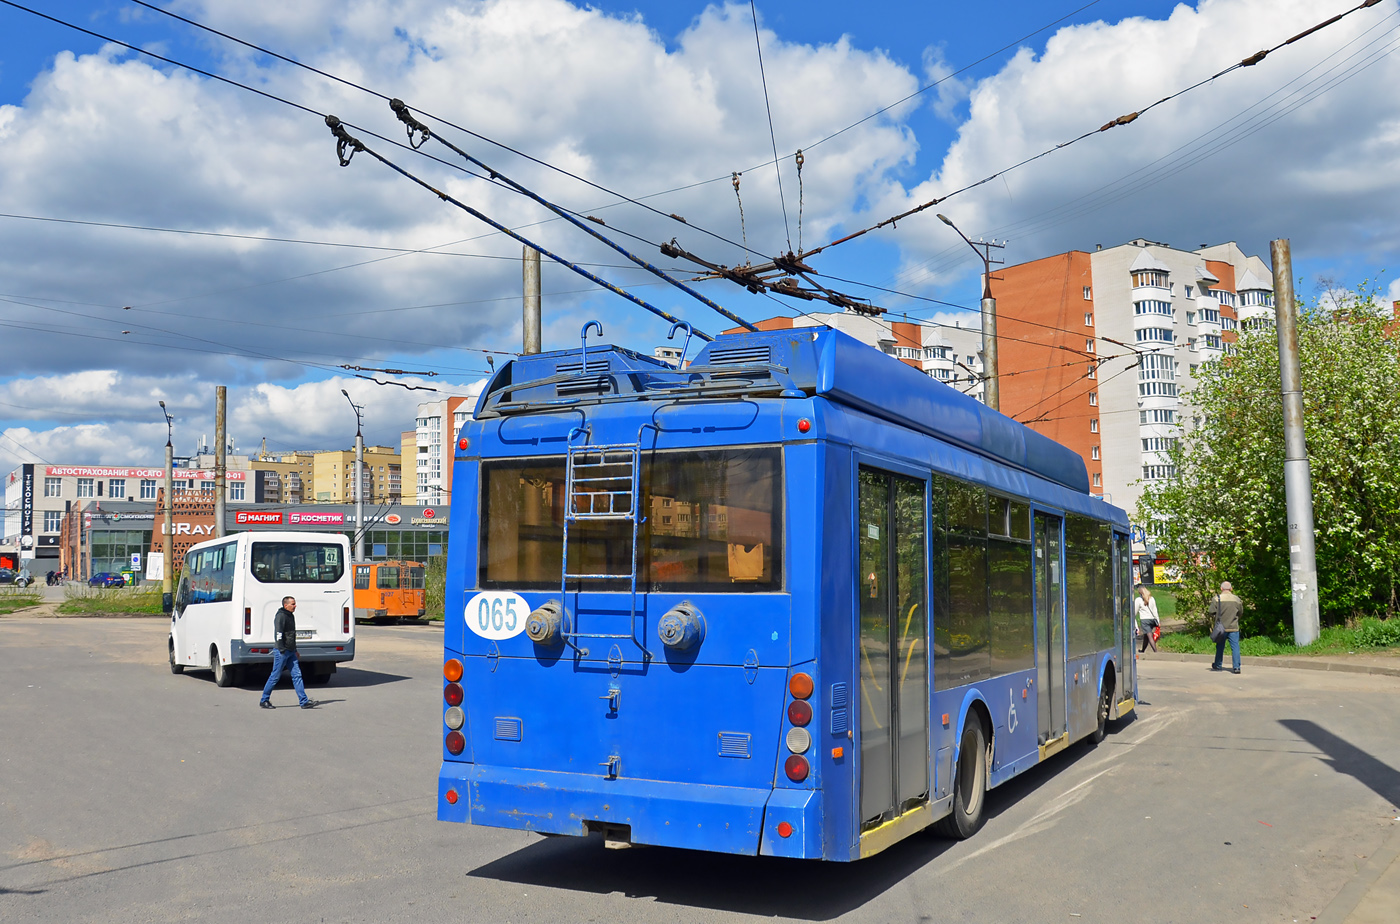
[
  {"xmin": 0, "ymin": 568, "xmax": 13, "ymax": 584},
  {"xmin": 88, "ymin": 572, "xmax": 126, "ymax": 588}
]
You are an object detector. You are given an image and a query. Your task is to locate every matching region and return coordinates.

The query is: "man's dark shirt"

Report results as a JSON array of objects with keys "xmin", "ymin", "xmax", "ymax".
[{"xmin": 273, "ymin": 607, "xmax": 297, "ymax": 652}]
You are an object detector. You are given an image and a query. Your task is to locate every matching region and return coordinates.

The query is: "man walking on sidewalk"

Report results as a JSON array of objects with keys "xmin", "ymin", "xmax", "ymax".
[
  {"xmin": 260, "ymin": 596, "xmax": 318, "ymax": 709},
  {"xmin": 1210, "ymin": 582, "xmax": 1245, "ymax": 675}
]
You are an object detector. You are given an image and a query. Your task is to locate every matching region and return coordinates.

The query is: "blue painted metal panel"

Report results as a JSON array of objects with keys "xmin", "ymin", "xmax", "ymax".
[{"xmin": 759, "ymin": 789, "xmax": 824, "ymax": 858}]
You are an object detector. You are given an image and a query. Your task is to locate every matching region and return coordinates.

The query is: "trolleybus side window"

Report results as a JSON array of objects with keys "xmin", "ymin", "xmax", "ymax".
[
  {"xmin": 377, "ymin": 566, "xmax": 400, "ymax": 589},
  {"xmin": 354, "ymin": 565, "xmax": 371, "ymax": 590},
  {"xmin": 250, "ymin": 542, "xmax": 344, "ymax": 584},
  {"xmin": 1064, "ymin": 515, "xmax": 1115, "ymax": 657},
  {"xmin": 939, "ymin": 478, "xmax": 991, "ymax": 688},
  {"xmin": 405, "ymin": 565, "xmax": 426, "ymax": 589},
  {"xmin": 479, "ymin": 448, "xmax": 782, "ymax": 592}
]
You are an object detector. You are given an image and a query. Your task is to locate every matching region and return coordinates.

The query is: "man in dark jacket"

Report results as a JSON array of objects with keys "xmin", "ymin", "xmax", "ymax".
[
  {"xmin": 1209, "ymin": 581, "xmax": 1245, "ymax": 674},
  {"xmin": 259, "ymin": 596, "xmax": 318, "ymax": 709}
]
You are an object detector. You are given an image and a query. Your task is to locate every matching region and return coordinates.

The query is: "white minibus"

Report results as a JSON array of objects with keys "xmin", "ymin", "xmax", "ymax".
[{"xmin": 169, "ymin": 531, "xmax": 355, "ymax": 686}]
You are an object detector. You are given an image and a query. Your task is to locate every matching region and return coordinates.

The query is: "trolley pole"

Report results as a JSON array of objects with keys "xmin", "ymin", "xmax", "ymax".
[
  {"xmin": 159, "ymin": 401, "xmax": 175, "ymax": 613},
  {"xmin": 214, "ymin": 385, "xmax": 227, "ymax": 538},
  {"xmin": 1270, "ymin": 239, "xmax": 1321, "ymax": 646},
  {"xmin": 938, "ymin": 214, "xmax": 1004, "ymax": 411},
  {"xmin": 523, "ymin": 245, "xmax": 542, "ymax": 354},
  {"xmin": 342, "ymin": 389, "xmax": 366, "ymax": 561}
]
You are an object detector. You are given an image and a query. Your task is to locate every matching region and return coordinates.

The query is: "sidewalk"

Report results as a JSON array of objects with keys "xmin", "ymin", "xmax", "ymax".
[{"xmin": 1140, "ymin": 648, "xmax": 1400, "ymax": 678}]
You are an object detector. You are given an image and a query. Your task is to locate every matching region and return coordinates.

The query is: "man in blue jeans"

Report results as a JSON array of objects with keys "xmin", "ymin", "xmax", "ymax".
[
  {"xmin": 1210, "ymin": 581, "xmax": 1245, "ymax": 675},
  {"xmin": 260, "ymin": 596, "xmax": 319, "ymax": 709}
]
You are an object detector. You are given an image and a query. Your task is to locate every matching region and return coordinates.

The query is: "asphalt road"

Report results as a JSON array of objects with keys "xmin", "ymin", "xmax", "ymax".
[{"xmin": 2, "ymin": 616, "xmax": 1397, "ymax": 923}]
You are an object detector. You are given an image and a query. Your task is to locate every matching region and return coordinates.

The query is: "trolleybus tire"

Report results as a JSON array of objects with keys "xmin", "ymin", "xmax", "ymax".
[
  {"xmin": 1088, "ymin": 676, "xmax": 1114, "ymax": 746},
  {"xmin": 168, "ymin": 637, "xmax": 183, "ymax": 674},
  {"xmin": 936, "ymin": 718, "xmax": 989, "ymax": 840},
  {"xmin": 211, "ymin": 647, "xmax": 235, "ymax": 687}
]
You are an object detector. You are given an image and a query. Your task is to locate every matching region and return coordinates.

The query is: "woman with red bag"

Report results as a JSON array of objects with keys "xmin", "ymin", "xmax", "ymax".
[{"xmin": 1134, "ymin": 585, "xmax": 1161, "ymax": 653}]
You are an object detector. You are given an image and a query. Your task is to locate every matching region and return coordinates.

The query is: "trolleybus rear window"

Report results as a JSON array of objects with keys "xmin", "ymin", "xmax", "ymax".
[
  {"xmin": 250, "ymin": 542, "xmax": 345, "ymax": 584},
  {"xmin": 480, "ymin": 448, "xmax": 782, "ymax": 592}
]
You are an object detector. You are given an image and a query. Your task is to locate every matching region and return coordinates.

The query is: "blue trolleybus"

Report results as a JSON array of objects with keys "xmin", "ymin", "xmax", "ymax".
[{"xmin": 437, "ymin": 325, "xmax": 1137, "ymax": 861}]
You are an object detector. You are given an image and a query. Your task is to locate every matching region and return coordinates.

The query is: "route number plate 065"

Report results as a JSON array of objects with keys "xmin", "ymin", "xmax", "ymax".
[{"xmin": 465, "ymin": 591, "xmax": 529, "ymax": 640}]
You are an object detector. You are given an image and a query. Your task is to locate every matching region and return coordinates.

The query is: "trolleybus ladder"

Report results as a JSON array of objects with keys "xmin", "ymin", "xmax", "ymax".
[{"xmin": 560, "ymin": 441, "xmax": 651, "ymax": 660}]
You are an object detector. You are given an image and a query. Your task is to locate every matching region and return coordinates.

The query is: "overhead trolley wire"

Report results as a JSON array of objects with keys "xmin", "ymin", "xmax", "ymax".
[
  {"xmin": 324, "ymin": 117, "xmax": 717, "ymax": 341},
  {"xmin": 748, "ymin": 1, "xmax": 792, "ymax": 253},
  {"xmin": 797, "ymin": 0, "xmax": 1387, "ymax": 260}
]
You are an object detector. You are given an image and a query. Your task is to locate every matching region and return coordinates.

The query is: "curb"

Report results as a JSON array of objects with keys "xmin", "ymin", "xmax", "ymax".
[{"xmin": 1143, "ymin": 651, "xmax": 1400, "ymax": 679}]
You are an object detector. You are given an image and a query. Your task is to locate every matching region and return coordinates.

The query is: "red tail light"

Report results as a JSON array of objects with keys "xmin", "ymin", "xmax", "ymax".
[
  {"xmin": 784, "ymin": 755, "xmax": 809, "ymax": 782},
  {"xmin": 243, "ymin": 607, "xmax": 251, "ymax": 635},
  {"xmin": 445, "ymin": 789, "xmax": 459, "ymax": 804},
  {"xmin": 444, "ymin": 731, "xmax": 465, "ymax": 755},
  {"xmin": 444, "ymin": 682, "xmax": 464, "ymax": 707},
  {"xmin": 343, "ymin": 607, "xmax": 350, "ymax": 633},
  {"xmin": 787, "ymin": 700, "xmax": 812, "ymax": 727}
]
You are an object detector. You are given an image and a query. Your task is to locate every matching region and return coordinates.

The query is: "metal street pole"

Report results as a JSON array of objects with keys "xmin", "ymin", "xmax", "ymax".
[
  {"xmin": 523, "ymin": 245, "xmax": 542, "ymax": 354},
  {"xmin": 342, "ymin": 390, "xmax": 366, "ymax": 561},
  {"xmin": 214, "ymin": 385, "xmax": 227, "ymax": 538},
  {"xmin": 1270, "ymin": 239, "xmax": 1321, "ymax": 645},
  {"xmin": 938, "ymin": 214, "xmax": 1002, "ymax": 411},
  {"xmin": 159, "ymin": 401, "xmax": 175, "ymax": 613}
]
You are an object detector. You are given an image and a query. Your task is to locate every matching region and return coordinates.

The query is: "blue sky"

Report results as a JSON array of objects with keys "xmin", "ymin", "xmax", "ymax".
[{"xmin": 0, "ymin": 0, "xmax": 1396, "ymax": 471}]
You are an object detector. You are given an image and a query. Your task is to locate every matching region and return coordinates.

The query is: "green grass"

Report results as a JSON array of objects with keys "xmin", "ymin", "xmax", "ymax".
[
  {"xmin": 0, "ymin": 589, "xmax": 42, "ymax": 615},
  {"xmin": 1159, "ymin": 617, "xmax": 1400, "ymax": 657},
  {"xmin": 58, "ymin": 586, "xmax": 165, "ymax": 616},
  {"xmin": 1146, "ymin": 587, "xmax": 1177, "ymax": 620}
]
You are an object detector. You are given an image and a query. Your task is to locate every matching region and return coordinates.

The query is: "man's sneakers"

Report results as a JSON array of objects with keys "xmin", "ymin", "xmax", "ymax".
[
  {"xmin": 300, "ymin": 700, "xmax": 320, "ymax": 709},
  {"xmin": 259, "ymin": 700, "xmax": 275, "ymax": 709},
  {"xmin": 1231, "ymin": 668, "xmax": 1242, "ymax": 675},
  {"xmin": 1209, "ymin": 665, "xmax": 1224, "ymax": 672}
]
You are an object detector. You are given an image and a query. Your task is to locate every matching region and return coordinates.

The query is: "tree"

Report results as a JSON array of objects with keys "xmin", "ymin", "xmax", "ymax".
[{"xmin": 1137, "ymin": 282, "xmax": 1400, "ymax": 636}]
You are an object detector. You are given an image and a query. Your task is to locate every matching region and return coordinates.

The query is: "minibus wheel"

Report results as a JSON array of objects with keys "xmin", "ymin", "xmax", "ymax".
[
  {"xmin": 168, "ymin": 637, "xmax": 183, "ymax": 674},
  {"xmin": 211, "ymin": 647, "xmax": 235, "ymax": 687},
  {"xmin": 936, "ymin": 717, "xmax": 989, "ymax": 840}
]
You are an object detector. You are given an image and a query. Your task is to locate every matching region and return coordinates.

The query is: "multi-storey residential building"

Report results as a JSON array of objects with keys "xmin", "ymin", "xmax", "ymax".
[
  {"xmin": 311, "ymin": 447, "xmax": 402, "ymax": 504},
  {"xmin": 994, "ymin": 239, "xmax": 1272, "ymax": 519},
  {"xmin": 415, "ymin": 386, "xmax": 485, "ymax": 506},
  {"xmin": 725, "ymin": 310, "xmax": 987, "ymax": 400},
  {"xmin": 248, "ymin": 451, "xmax": 316, "ymax": 504},
  {"xmin": 399, "ymin": 430, "xmax": 417, "ymax": 505}
]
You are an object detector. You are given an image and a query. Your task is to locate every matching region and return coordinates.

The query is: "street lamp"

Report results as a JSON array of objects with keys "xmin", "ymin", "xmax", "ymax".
[
  {"xmin": 158, "ymin": 401, "xmax": 175, "ymax": 612},
  {"xmin": 938, "ymin": 213, "xmax": 1000, "ymax": 412},
  {"xmin": 342, "ymin": 389, "xmax": 366, "ymax": 562}
]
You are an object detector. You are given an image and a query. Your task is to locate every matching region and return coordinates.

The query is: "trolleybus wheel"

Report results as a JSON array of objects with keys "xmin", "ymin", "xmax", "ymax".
[
  {"xmin": 1089, "ymin": 676, "xmax": 1114, "ymax": 746},
  {"xmin": 937, "ymin": 718, "xmax": 989, "ymax": 840},
  {"xmin": 168, "ymin": 637, "xmax": 183, "ymax": 674},
  {"xmin": 211, "ymin": 647, "xmax": 235, "ymax": 687}
]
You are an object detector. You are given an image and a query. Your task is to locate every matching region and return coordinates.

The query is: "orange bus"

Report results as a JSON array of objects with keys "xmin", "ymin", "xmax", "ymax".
[{"xmin": 352, "ymin": 560, "xmax": 427, "ymax": 623}]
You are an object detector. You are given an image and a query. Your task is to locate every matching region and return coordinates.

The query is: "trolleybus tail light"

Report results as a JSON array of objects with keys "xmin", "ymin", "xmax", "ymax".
[
  {"xmin": 243, "ymin": 607, "xmax": 251, "ymax": 635},
  {"xmin": 788, "ymin": 673, "xmax": 814, "ymax": 700},
  {"xmin": 445, "ymin": 789, "xmax": 459, "ymax": 804},
  {"xmin": 797, "ymin": 418, "xmax": 811, "ymax": 434},
  {"xmin": 787, "ymin": 699, "xmax": 812, "ymax": 727},
  {"xmin": 443, "ymin": 658, "xmax": 463, "ymax": 682},
  {"xmin": 777, "ymin": 822, "xmax": 793, "ymax": 838},
  {"xmin": 444, "ymin": 682, "xmax": 464, "ymax": 707},
  {"xmin": 444, "ymin": 731, "xmax": 465, "ymax": 755},
  {"xmin": 343, "ymin": 607, "xmax": 350, "ymax": 633},
  {"xmin": 785, "ymin": 727, "xmax": 812, "ymax": 754},
  {"xmin": 784, "ymin": 755, "xmax": 809, "ymax": 782},
  {"xmin": 458, "ymin": 437, "xmax": 468, "ymax": 450}
]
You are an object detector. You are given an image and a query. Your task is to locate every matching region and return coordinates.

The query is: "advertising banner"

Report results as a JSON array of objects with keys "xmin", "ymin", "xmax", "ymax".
[
  {"xmin": 44, "ymin": 466, "xmax": 245, "ymax": 480},
  {"xmin": 19, "ymin": 464, "xmax": 34, "ymax": 541},
  {"xmin": 289, "ymin": 511, "xmax": 344, "ymax": 526},
  {"xmin": 235, "ymin": 511, "xmax": 283, "ymax": 525}
]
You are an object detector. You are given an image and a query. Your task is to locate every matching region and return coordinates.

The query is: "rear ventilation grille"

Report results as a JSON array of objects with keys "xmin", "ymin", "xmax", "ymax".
[
  {"xmin": 708, "ymin": 345, "xmax": 771, "ymax": 366},
  {"xmin": 717, "ymin": 732, "xmax": 751, "ymax": 758},
  {"xmin": 494, "ymin": 717, "xmax": 522, "ymax": 741},
  {"xmin": 555, "ymin": 358, "xmax": 610, "ymax": 375},
  {"xmin": 830, "ymin": 683, "xmax": 848, "ymax": 708},
  {"xmin": 557, "ymin": 376, "xmax": 611, "ymax": 397},
  {"xmin": 830, "ymin": 709, "xmax": 849, "ymax": 736}
]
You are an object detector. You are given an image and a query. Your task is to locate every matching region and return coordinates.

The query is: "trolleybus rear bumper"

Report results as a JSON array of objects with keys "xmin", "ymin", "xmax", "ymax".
[{"xmin": 439, "ymin": 762, "xmax": 823, "ymax": 857}]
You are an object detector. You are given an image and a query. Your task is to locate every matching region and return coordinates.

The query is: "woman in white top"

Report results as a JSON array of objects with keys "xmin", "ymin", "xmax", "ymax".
[{"xmin": 1134, "ymin": 585, "xmax": 1160, "ymax": 652}]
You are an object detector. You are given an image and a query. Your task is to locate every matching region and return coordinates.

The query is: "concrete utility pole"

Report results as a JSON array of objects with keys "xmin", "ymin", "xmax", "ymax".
[
  {"xmin": 938, "ymin": 214, "xmax": 1004, "ymax": 411},
  {"xmin": 1270, "ymin": 239, "xmax": 1321, "ymax": 646},
  {"xmin": 159, "ymin": 401, "xmax": 175, "ymax": 613},
  {"xmin": 342, "ymin": 389, "xmax": 366, "ymax": 561},
  {"xmin": 214, "ymin": 385, "xmax": 227, "ymax": 538},
  {"xmin": 523, "ymin": 245, "xmax": 542, "ymax": 354}
]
